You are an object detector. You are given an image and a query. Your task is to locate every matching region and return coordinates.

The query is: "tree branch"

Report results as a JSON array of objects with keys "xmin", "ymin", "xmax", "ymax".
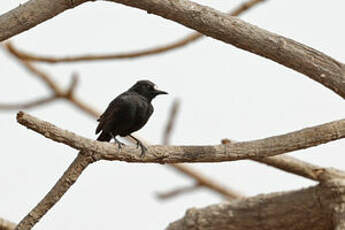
[
  {"xmin": 0, "ymin": 0, "xmax": 88, "ymax": 42},
  {"xmin": 162, "ymin": 101, "xmax": 244, "ymax": 199},
  {"xmin": 3, "ymin": 0, "xmax": 266, "ymax": 63},
  {"xmin": 0, "ymin": 96, "xmax": 57, "ymax": 110},
  {"xmin": 221, "ymin": 138, "xmax": 345, "ymax": 182},
  {"xmin": 156, "ymin": 183, "xmax": 201, "ymax": 200},
  {"xmin": 16, "ymin": 111, "xmax": 345, "ymax": 164},
  {"xmin": 167, "ymin": 180, "xmax": 345, "ymax": 230},
  {"xmin": 0, "ymin": 217, "xmax": 15, "ymax": 230},
  {"xmin": 107, "ymin": 0, "xmax": 345, "ymax": 99},
  {"xmin": 15, "ymin": 153, "xmax": 95, "ymax": 230}
]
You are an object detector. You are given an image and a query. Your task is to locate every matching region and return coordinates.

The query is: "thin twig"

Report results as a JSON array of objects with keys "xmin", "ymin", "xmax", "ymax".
[
  {"xmin": 3, "ymin": 0, "xmax": 266, "ymax": 63},
  {"xmin": 161, "ymin": 100, "xmax": 244, "ymax": 200},
  {"xmin": 162, "ymin": 99, "xmax": 180, "ymax": 145},
  {"xmin": 156, "ymin": 183, "xmax": 201, "ymax": 200},
  {"xmin": 0, "ymin": 96, "xmax": 57, "ymax": 110}
]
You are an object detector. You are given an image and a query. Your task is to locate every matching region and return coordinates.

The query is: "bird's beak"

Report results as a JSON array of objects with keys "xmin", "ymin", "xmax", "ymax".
[{"xmin": 154, "ymin": 89, "xmax": 168, "ymax": 96}]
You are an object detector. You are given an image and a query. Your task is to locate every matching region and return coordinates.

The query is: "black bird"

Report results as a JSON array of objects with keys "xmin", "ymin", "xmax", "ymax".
[{"xmin": 96, "ymin": 80, "xmax": 168, "ymax": 156}]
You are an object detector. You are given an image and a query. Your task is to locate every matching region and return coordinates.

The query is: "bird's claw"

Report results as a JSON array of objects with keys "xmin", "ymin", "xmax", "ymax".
[
  {"xmin": 139, "ymin": 144, "xmax": 148, "ymax": 158},
  {"xmin": 114, "ymin": 139, "xmax": 125, "ymax": 150}
]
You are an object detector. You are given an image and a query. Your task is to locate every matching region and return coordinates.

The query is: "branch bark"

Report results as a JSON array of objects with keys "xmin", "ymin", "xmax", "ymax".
[
  {"xmin": 15, "ymin": 154, "xmax": 95, "ymax": 230},
  {"xmin": 16, "ymin": 111, "xmax": 345, "ymax": 164},
  {"xmin": 167, "ymin": 180, "xmax": 345, "ymax": 230},
  {"xmin": 0, "ymin": 218, "xmax": 15, "ymax": 230},
  {"xmin": 107, "ymin": 0, "xmax": 345, "ymax": 99},
  {"xmin": 0, "ymin": 0, "xmax": 87, "ymax": 42}
]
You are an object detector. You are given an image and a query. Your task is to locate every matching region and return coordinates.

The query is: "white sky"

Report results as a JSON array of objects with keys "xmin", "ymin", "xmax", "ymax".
[{"xmin": 0, "ymin": 0, "xmax": 345, "ymax": 229}]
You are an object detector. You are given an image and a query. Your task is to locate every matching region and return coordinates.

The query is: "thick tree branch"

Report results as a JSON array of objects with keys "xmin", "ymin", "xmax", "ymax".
[
  {"xmin": 107, "ymin": 0, "xmax": 345, "ymax": 99},
  {"xmin": 16, "ymin": 111, "xmax": 345, "ymax": 164},
  {"xmin": 167, "ymin": 180, "xmax": 345, "ymax": 230},
  {"xmin": 0, "ymin": 217, "xmax": 15, "ymax": 230},
  {"xmin": 15, "ymin": 153, "xmax": 95, "ymax": 230},
  {"xmin": 222, "ymin": 138, "xmax": 345, "ymax": 182},
  {"xmin": 3, "ymin": 0, "xmax": 265, "ymax": 63},
  {"xmin": 0, "ymin": 0, "xmax": 87, "ymax": 42}
]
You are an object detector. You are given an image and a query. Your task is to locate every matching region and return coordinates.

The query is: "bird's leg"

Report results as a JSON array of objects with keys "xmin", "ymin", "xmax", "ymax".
[
  {"xmin": 110, "ymin": 133, "xmax": 125, "ymax": 149},
  {"xmin": 129, "ymin": 135, "xmax": 147, "ymax": 157}
]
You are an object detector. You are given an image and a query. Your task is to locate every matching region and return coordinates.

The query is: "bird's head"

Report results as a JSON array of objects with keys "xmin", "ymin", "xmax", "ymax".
[{"xmin": 129, "ymin": 80, "xmax": 168, "ymax": 101}]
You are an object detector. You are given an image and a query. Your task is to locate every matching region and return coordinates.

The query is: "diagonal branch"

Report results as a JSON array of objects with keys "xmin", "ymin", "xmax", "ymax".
[
  {"xmin": 15, "ymin": 153, "xmax": 95, "ymax": 230},
  {"xmin": 16, "ymin": 111, "xmax": 345, "ymax": 164},
  {"xmin": 0, "ymin": 0, "xmax": 88, "ymax": 42},
  {"xmin": 162, "ymin": 100, "xmax": 244, "ymax": 200},
  {"xmin": 3, "ymin": 0, "xmax": 266, "ymax": 63},
  {"xmin": 107, "ymin": 0, "xmax": 345, "ymax": 99},
  {"xmin": 0, "ymin": 217, "xmax": 15, "ymax": 230},
  {"xmin": 156, "ymin": 183, "xmax": 201, "ymax": 200}
]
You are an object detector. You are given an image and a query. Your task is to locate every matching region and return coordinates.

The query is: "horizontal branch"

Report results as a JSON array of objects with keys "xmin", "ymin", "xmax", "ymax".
[
  {"xmin": 107, "ymin": 0, "xmax": 345, "ymax": 99},
  {"xmin": 16, "ymin": 111, "xmax": 345, "ymax": 163},
  {"xmin": 167, "ymin": 180, "xmax": 345, "ymax": 230},
  {"xmin": 0, "ymin": 0, "xmax": 87, "ymax": 42}
]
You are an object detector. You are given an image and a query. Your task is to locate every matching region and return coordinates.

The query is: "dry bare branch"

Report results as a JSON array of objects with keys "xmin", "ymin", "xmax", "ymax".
[
  {"xmin": 0, "ymin": 0, "xmax": 87, "ymax": 42},
  {"xmin": 0, "ymin": 96, "xmax": 56, "ymax": 110},
  {"xmin": 16, "ymin": 111, "xmax": 345, "ymax": 164},
  {"xmin": 167, "ymin": 179, "xmax": 345, "ymax": 230},
  {"xmin": 221, "ymin": 138, "xmax": 345, "ymax": 182},
  {"xmin": 5, "ymin": 45, "xmax": 236, "ymax": 200},
  {"xmin": 4, "ymin": 40, "xmax": 344, "ymax": 187},
  {"xmin": 162, "ymin": 101, "xmax": 244, "ymax": 200},
  {"xmin": 162, "ymin": 99, "xmax": 180, "ymax": 145},
  {"xmin": 255, "ymin": 155, "xmax": 345, "ymax": 182},
  {"xmin": 170, "ymin": 164, "xmax": 245, "ymax": 199},
  {"xmin": 0, "ymin": 217, "xmax": 15, "ymax": 230},
  {"xmin": 156, "ymin": 183, "xmax": 201, "ymax": 200},
  {"xmin": 107, "ymin": 0, "xmax": 345, "ymax": 99},
  {"xmin": 3, "ymin": 0, "xmax": 266, "ymax": 63},
  {"xmin": 15, "ymin": 154, "xmax": 95, "ymax": 230}
]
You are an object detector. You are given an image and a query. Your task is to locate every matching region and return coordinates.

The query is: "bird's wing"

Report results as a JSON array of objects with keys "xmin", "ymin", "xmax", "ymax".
[{"xmin": 95, "ymin": 93, "xmax": 137, "ymax": 135}]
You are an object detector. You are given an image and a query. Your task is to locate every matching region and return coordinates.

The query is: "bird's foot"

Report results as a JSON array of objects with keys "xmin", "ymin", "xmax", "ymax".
[
  {"xmin": 114, "ymin": 138, "xmax": 125, "ymax": 150},
  {"xmin": 139, "ymin": 143, "xmax": 148, "ymax": 157}
]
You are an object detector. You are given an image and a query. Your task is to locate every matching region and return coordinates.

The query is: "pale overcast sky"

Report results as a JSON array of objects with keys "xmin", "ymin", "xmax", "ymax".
[{"xmin": 0, "ymin": 0, "xmax": 345, "ymax": 229}]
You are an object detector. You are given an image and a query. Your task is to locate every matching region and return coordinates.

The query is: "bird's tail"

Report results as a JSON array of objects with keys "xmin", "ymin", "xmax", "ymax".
[{"xmin": 97, "ymin": 132, "xmax": 112, "ymax": 142}]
